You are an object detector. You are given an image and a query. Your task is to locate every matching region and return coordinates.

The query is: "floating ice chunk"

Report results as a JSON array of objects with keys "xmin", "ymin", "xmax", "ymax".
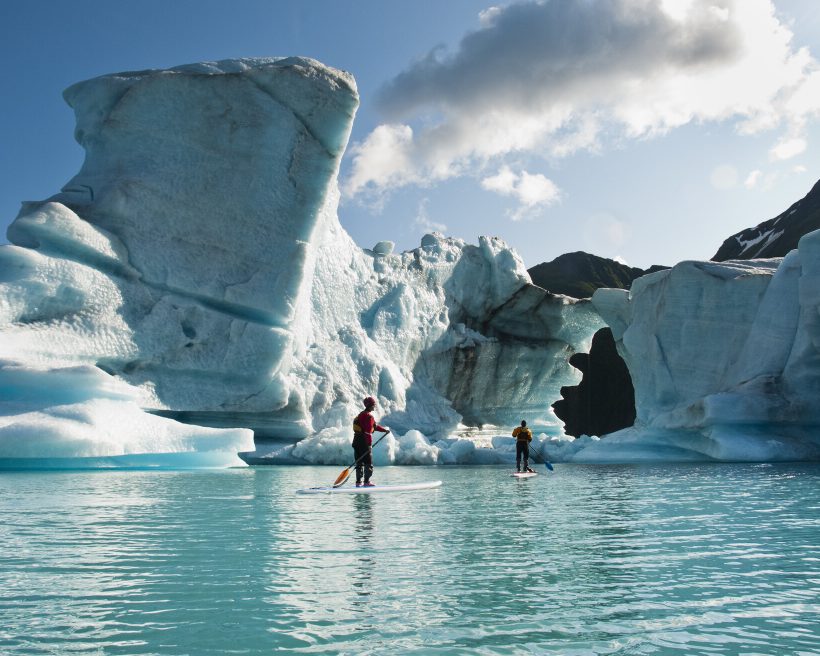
[
  {"xmin": 563, "ymin": 425, "xmax": 820, "ymax": 463},
  {"xmin": 394, "ymin": 430, "xmax": 439, "ymax": 465},
  {"xmin": 290, "ymin": 428, "xmax": 352, "ymax": 464},
  {"xmin": 0, "ymin": 362, "xmax": 253, "ymax": 468}
]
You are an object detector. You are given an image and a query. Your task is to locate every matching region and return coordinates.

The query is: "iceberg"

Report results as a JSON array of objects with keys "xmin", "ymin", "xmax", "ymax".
[
  {"xmin": 0, "ymin": 57, "xmax": 602, "ymax": 467},
  {"xmin": 587, "ymin": 243, "xmax": 820, "ymax": 462}
]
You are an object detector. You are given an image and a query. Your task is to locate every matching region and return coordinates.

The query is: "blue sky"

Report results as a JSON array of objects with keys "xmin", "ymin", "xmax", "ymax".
[{"xmin": 1, "ymin": 0, "xmax": 818, "ymax": 269}]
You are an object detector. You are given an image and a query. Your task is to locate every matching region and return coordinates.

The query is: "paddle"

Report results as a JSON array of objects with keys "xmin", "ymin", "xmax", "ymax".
[
  {"xmin": 333, "ymin": 429, "xmax": 390, "ymax": 488},
  {"xmin": 523, "ymin": 439, "xmax": 554, "ymax": 471},
  {"xmin": 534, "ymin": 448, "xmax": 554, "ymax": 471}
]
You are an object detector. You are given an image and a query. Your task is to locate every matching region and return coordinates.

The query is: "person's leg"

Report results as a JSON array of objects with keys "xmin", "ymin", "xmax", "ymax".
[
  {"xmin": 516, "ymin": 441, "xmax": 523, "ymax": 471},
  {"xmin": 353, "ymin": 437, "xmax": 365, "ymax": 485},
  {"xmin": 523, "ymin": 442, "xmax": 530, "ymax": 471},
  {"xmin": 364, "ymin": 448, "xmax": 374, "ymax": 485}
]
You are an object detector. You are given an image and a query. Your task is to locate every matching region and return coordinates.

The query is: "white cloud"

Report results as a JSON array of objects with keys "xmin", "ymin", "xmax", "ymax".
[
  {"xmin": 480, "ymin": 166, "xmax": 518, "ymax": 195},
  {"xmin": 744, "ymin": 169, "xmax": 763, "ymax": 188},
  {"xmin": 516, "ymin": 171, "xmax": 560, "ymax": 206},
  {"xmin": 344, "ymin": 0, "xmax": 819, "ymax": 200},
  {"xmin": 343, "ymin": 124, "xmax": 418, "ymax": 200},
  {"xmin": 613, "ymin": 255, "xmax": 629, "ymax": 266},
  {"xmin": 480, "ymin": 166, "xmax": 560, "ymax": 219},
  {"xmin": 478, "ymin": 6, "xmax": 502, "ymax": 27},
  {"xmin": 793, "ymin": 164, "xmax": 807, "ymax": 174},
  {"xmin": 769, "ymin": 136, "xmax": 807, "ymax": 160}
]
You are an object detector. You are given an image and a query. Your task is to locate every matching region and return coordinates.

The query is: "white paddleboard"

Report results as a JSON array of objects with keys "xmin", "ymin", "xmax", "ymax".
[
  {"xmin": 511, "ymin": 471, "xmax": 537, "ymax": 478},
  {"xmin": 296, "ymin": 480, "xmax": 443, "ymax": 495}
]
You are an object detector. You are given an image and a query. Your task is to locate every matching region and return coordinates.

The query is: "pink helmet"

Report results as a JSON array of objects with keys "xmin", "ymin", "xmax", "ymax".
[{"xmin": 363, "ymin": 396, "xmax": 377, "ymax": 408}]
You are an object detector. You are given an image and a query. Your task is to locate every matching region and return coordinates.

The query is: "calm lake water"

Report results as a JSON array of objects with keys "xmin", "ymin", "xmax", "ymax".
[{"xmin": 0, "ymin": 463, "xmax": 818, "ymax": 655}]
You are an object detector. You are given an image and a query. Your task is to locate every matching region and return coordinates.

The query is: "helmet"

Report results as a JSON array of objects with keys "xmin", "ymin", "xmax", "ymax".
[{"xmin": 363, "ymin": 396, "xmax": 377, "ymax": 408}]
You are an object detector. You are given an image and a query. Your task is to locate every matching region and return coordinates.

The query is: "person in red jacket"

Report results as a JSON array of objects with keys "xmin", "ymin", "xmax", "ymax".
[{"xmin": 352, "ymin": 396, "xmax": 389, "ymax": 487}]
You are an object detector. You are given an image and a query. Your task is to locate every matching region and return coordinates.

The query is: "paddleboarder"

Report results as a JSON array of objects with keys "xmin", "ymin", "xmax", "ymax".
[
  {"xmin": 352, "ymin": 396, "xmax": 389, "ymax": 487},
  {"xmin": 512, "ymin": 420, "xmax": 534, "ymax": 473}
]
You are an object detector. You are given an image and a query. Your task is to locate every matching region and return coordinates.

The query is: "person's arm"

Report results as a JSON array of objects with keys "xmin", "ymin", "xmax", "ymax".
[
  {"xmin": 512, "ymin": 427, "xmax": 520, "ymax": 438},
  {"xmin": 374, "ymin": 422, "xmax": 389, "ymax": 433}
]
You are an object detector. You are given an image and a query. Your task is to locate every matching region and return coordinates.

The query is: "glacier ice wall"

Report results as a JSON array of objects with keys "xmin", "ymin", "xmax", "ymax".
[
  {"xmin": 0, "ymin": 57, "xmax": 603, "ymax": 465},
  {"xmin": 589, "ymin": 238, "xmax": 820, "ymax": 462},
  {"xmin": 300, "ymin": 224, "xmax": 603, "ymax": 440}
]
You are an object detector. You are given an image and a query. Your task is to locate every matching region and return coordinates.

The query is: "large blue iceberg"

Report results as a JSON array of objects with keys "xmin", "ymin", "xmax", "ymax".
[{"xmin": 0, "ymin": 57, "xmax": 602, "ymax": 467}]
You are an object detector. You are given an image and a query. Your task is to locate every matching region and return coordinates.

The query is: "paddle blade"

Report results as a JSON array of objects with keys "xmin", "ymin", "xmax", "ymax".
[
  {"xmin": 545, "ymin": 461, "xmax": 554, "ymax": 471},
  {"xmin": 333, "ymin": 467, "xmax": 351, "ymax": 488}
]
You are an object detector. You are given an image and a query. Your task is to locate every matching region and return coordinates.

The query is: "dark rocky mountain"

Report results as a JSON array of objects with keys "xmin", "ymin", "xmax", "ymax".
[
  {"xmin": 551, "ymin": 327, "xmax": 635, "ymax": 437},
  {"xmin": 712, "ymin": 178, "xmax": 820, "ymax": 261},
  {"xmin": 527, "ymin": 251, "xmax": 667, "ymax": 299}
]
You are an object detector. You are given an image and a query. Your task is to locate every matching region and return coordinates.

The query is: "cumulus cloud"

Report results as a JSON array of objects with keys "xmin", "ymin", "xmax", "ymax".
[
  {"xmin": 345, "ymin": 124, "xmax": 419, "ymax": 202},
  {"xmin": 343, "ymin": 0, "xmax": 820, "ymax": 205},
  {"xmin": 481, "ymin": 165, "xmax": 560, "ymax": 219}
]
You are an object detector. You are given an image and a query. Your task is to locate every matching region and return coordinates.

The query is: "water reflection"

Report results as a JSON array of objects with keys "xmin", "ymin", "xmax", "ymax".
[{"xmin": 351, "ymin": 494, "xmax": 374, "ymax": 604}]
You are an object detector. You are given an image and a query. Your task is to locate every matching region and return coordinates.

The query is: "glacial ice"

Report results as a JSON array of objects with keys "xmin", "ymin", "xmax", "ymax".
[
  {"xmin": 3, "ymin": 54, "xmax": 819, "ymax": 468},
  {"xmin": 0, "ymin": 57, "xmax": 602, "ymax": 467},
  {"xmin": 588, "ymin": 244, "xmax": 820, "ymax": 462},
  {"xmin": 0, "ymin": 360, "xmax": 252, "ymax": 468}
]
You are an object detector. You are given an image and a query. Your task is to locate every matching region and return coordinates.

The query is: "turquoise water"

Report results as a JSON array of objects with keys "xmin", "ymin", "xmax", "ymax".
[{"xmin": 1, "ymin": 464, "xmax": 818, "ymax": 655}]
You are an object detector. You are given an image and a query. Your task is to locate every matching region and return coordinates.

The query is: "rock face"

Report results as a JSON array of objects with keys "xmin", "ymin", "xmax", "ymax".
[
  {"xmin": 551, "ymin": 327, "xmax": 635, "ymax": 437},
  {"xmin": 528, "ymin": 251, "xmax": 667, "ymax": 299},
  {"xmin": 589, "ymin": 243, "xmax": 820, "ymax": 461},
  {"xmin": 712, "ymin": 178, "xmax": 820, "ymax": 261},
  {"xmin": 0, "ymin": 57, "xmax": 604, "ymax": 464}
]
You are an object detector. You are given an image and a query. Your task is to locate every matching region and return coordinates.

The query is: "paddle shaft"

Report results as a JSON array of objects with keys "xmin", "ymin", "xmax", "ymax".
[
  {"xmin": 518, "ymin": 438, "xmax": 553, "ymax": 470},
  {"xmin": 334, "ymin": 430, "xmax": 390, "ymax": 487},
  {"xmin": 350, "ymin": 429, "xmax": 389, "ymax": 469}
]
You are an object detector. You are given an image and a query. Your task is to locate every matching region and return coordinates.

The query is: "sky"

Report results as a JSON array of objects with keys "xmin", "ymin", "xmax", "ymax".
[{"xmin": 1, "ymin": 0, "xmax": 818, "ymax": 270}]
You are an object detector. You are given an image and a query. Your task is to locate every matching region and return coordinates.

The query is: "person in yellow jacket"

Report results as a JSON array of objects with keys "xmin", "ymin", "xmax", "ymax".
[{"xmin": 512, "ymin": 420, "xmax": 534, "ymax": 473}]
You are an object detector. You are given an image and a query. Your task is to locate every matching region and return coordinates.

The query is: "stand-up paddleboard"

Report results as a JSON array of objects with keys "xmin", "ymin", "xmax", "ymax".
[
  {"xmin": 511, "ymin": 471, "xmax": 537, "ymax": 478},
  {"xmin": 297, "ymin": 480, "xmax": 443, "ymax": 495}
]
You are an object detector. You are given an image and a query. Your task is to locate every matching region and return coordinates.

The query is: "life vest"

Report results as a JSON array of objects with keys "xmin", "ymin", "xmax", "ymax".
[{"xmin": 513, "ymin": 426, "xmax": 532, "ymax": 442}]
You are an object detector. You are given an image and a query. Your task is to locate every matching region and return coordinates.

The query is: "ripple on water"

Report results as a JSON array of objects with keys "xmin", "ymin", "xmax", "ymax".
[{"xmin": 0, "ymin": 464, "xmax": 818, "ymax": 654}]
